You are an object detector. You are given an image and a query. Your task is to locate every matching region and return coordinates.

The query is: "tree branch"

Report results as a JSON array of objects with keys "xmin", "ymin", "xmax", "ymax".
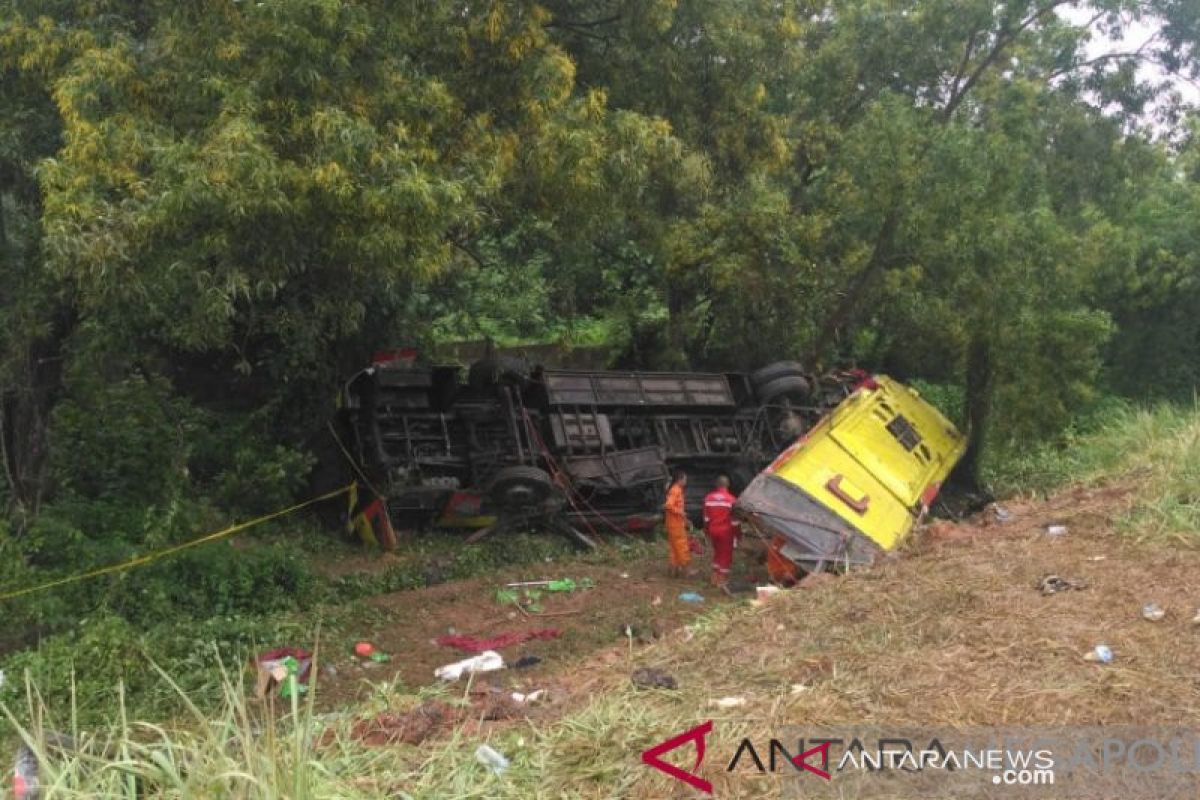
[{"xmin": 941, "ymin": 0, "xmax": 1076, "ymax": 121}]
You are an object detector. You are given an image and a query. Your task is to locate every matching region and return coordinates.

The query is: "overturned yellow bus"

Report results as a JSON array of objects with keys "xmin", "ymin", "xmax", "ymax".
[{"xmin": 734, "ymin": 375, "xmax": 966, "ymax": 574}]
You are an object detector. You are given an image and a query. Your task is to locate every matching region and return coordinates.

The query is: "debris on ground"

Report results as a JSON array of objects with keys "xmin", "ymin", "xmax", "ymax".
[
  {"xmin": 346, "ymin": 701, "xmax": 456, "ymax": 747},
  {"xmin": 678, "ymin": 591, "xmax": 705, "ymax": 603},
  {"xmin": 619, "ymin": 622, "xmax": 663, "ymax": 643},
  {"xmin": 631, "ymin": 667, "xmax": 678, "ymax": 690},
  {"xmin": 709, "ymin": 696, "xmax": 747, "ymax": 709},
  {"xmin": 511, "ymin": 689, "xmax": 546, "ymax": 704},
  {"xmin": 756, "ymin": 585, "xmax": 781, "ymax": 602},
  {"xmin": 1142, "ymin": 603, "xmax": 1166, "ymax": 622},
  {"xmin": 651, "ymin": 595, "xmax": 662, "ymax": 606},
  {"xmin": 435, "ymin": 650, "xmax": 504, "ymax": 681},
  {"xmin": 254, "ymin": 647, "xmax": 313, "ymax": 699},
  {"xmin": 988, "ymin": 504, "xmax": 1014, "ymax": 523},
  {"xmin": 1045, "ymin": 524, "xmax": 1069, "ymax": 537},
  {"xmin": 12, "ymin": 742, "xmax": 38, "ymax": 800},
  {"xmin": 354, "ymin": 641, "xmax": 376, "ymax": 658},
  {"xmin": 1083, "ymin": 645, "xmax": 1114, "ymax": 664},
  {"xmin": 1036, "ymin": 574, "xmax": 1088, "ymax": 595},
  {"xmin": 512, "ymin": 655, "xmax": 542, "ymax": 669},
  {"xmin": 1192, "ymin": 609, "xmax": 1200, "ymax": 626},
  {"xmin": 475, "ymin": 744, "xmax": 510, "ymax": 775},
  {"xmin": 503, "ymin": 577, "xmax": 593, "ymax": 592},
  {"xmin": 435, "ymin": 629, "xmax": 562, "ymax": 653}
]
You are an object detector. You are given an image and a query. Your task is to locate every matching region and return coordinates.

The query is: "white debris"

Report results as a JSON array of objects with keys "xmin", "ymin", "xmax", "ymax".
[
  {"xmin": 434, "ymin": 651, "xmax": 504, "ymax": 681},
  {"xmin": 511, "ymin": 689, "xmax": 546, "ymax": 704},
  {"xmin": 709, "ymin": 696, "xmax": 748, "ymax": 709}
]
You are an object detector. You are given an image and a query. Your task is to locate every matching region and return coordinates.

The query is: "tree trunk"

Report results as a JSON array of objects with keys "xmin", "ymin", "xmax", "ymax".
[{"xmin": 956, "ymin": 333, "xmax": 994, "ymax": 491}]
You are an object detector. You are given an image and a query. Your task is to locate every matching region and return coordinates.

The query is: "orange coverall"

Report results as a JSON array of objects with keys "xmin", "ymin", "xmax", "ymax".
[{"xmin": 664, "ymin": 482, "xmax": 690, "ymax": 568}]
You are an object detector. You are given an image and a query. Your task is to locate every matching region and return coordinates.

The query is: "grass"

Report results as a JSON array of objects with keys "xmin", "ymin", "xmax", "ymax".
[
  {"xmin": 7, "ymin": 401, "xmax": 1200, "ymax": 797},
  {"xmin": 986, "ymin": 399, "xmax": 1200, "ymax": 541}
]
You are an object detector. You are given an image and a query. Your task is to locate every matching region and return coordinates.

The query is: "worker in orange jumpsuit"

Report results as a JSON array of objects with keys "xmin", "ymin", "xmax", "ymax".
[
  {"xmin": 663, "ymin": 470, "xmax": 692, "ymax": 578},
  {"xmin": 766, "ymin": 535, "xmax": 800, "ymax": 587},
  {"xmin": 703, "ymin": 475, "xmax": 740, "ymax": 590}
]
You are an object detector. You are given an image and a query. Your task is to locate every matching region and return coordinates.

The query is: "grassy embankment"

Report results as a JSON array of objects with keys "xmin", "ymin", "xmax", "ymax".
[{"xmin": 5, "ymin": 400, "xmax": 1200, "ymax": 798}]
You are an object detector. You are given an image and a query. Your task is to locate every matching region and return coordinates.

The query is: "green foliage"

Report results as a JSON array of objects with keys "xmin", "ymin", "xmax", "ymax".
[
  {"xmin": 49, "ymin": 374, "xmax": 199, "ymax": 513},
  {"xmin": 1, "ymin": 0, "xmax": 1199, "ymax": 736},
  {"xmin": 986, "ymin": 399, "xmax": 1200, "ymax": 543}
]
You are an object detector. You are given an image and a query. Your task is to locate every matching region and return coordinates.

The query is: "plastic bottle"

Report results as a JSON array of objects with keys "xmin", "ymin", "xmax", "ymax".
[{"xmin": 475, "ymin": 744, "xmax": 510, "ymax": 774}]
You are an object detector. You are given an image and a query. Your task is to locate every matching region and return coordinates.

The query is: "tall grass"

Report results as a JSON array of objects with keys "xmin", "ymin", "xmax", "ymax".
[
  {"xmin": 2, "ymin": 650, "xmax": 676, "ymax": 799},
  {"xmin": 987, "ymin": 399, "xmax": 1200, "ymax": 541}
]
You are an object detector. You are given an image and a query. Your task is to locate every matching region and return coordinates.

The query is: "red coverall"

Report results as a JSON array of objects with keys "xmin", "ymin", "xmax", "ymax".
[{"xmin": 703, "ymin": 487, "xmax": 739, "ymax": 585}]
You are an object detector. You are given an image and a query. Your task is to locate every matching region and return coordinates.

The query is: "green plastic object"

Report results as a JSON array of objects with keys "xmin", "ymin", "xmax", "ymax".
[{"xmin": 278, "ymin": 655, "xmax": 308, "ymax": 699}]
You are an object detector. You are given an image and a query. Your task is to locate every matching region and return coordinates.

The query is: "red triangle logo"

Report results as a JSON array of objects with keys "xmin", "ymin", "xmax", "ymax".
[
  {"xmin": 792, "ymin": 740, "xmax": 833, "ymax": 780},
  {"xmin": 641, "ymin": 720, "xmax": 714, "ymax": 794}
]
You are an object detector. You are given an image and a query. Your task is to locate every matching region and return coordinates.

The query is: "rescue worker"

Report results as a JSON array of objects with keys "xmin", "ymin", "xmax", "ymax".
[
  {"xmin": 663, "ymin": 470, "xmax": 692, "ymax": 578},
  {"xmin": 703, "ymin": 475, "xmax": 740, "ymax": 590},
  {"xmin": 766, "ymin": 535, "xmax": 800, "ymax": 587}
]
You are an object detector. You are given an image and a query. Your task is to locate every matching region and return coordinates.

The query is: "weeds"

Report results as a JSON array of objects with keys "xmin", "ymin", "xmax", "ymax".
[{"xmin": 986, "ymin": 400, "xmax": 1200, "ymax": 541}]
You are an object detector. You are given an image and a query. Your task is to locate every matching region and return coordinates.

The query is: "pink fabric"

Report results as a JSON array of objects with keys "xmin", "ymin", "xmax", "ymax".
[{"xmin": 435, "ymin": 628, "xmax": 562, "ymax": 653}]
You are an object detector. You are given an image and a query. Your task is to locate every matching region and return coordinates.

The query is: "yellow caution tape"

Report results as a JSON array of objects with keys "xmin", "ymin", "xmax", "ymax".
[{"xmin": 0, "ymin": 483, "xmax": 354, "ymax": 603}]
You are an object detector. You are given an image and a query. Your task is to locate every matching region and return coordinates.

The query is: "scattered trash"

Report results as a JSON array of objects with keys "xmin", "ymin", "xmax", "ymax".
[
  {"xmin": 475, "ymin": 744, "xmax": 510, "ymax": 775},
  {"xmin": 1087, "ymin": 555, "xmax": 1107, "ymax": 562},
  {"xmin": 620, "ymin": 572, "xmax": 630, "ymax": 579},
  {"xmin": 756, "ymin": 585, "xmax": 781, "ymax": 602},
  {"xmin": 321, "ymin": 663, "xmax": 338, "ymax": 679},
  {"xmin": 510, "ymin": 689, "xmax": 546, "ymax": 704},
  {"xmin": 0, "ymin": 669, "xmax": 5, "ymax": 691},
  {"xmin": 435, "ymin": 629, "xmax": 562, "ymax": 653},
  {"xmin": 513, "ymin": 655, "xmax": 542, "ymax": 669},
  {"xmin": 12, "ymin": 742, "xmax": 38, "ymax": 800},
  {"xmin": 1036, "ymin": 574, "xmax": 1088, "ymax": 595},
  {"xmin": 254, "ymin": 648, "xmax": 313, "ymax": 699},
  {"xmin": 1045, "ymin": 524, "xmax": 1068, "ymax": 537},
  {"xmin": 1083, "ymin": 645, "xmax": 1114, "ymax": 664},
  {"xmin": 651, "ymin": 595, "xmax": 662, "ymax": 606},
  {"xmin": 678, "ymin": 591, "xmax": 705, "ymax": 603},
  {"xmin": 1142, "ymin": 603, "xmax": 1166, "ymax": 622},
  {"xmin": 10, "ymin": 734, "xmax": 76, "ymax": 800},
  {"xmin": 435, "ymin": 650, "xmax": 504, "ymax": 681},
  {"xmin": 503, "ymin": 578, "xmax": 593, "ymax": 593},
  {"xmin": 631, "ymin": 667, "xmax": 678, "ymax": 690},
  {"xmin": 369, "ymin": 651, "xmax": 392, "ymax": 663},
  {"xmin": 354, "ymin": 641, "xmax": 376, "ymax": 658},
  {"xmin": 618, "ymin": 622, "xmax": 663, "ymax": 643},
  {"xmin": 709, "ymin": 696, "xmax": 747, "ymax": 709},
  {"xmin": 790, "ymin": 683, "xmax": 810, "ymax": 695},
  {"xmin": 1192, "ymin": 609, "xmax": 1200, "ymax": 626},
  {"xmin": 990, "ymin": 504, "xmax": 1014, "ymax": 523}
]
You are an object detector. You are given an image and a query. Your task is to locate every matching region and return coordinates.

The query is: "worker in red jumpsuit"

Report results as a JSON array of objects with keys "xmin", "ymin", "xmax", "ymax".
[{"xmin": 703, "ymin": 475, "xmax": 740, "ymax": 591}]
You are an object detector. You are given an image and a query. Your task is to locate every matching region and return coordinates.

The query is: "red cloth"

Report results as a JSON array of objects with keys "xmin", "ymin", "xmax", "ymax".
[
  {"xmin": 435, "ymin": 628, "xmax": 562, "ymax": 653},
  {"xmin": 703, "ymin": 487, "xmax": 740, "ymax": 538}
]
